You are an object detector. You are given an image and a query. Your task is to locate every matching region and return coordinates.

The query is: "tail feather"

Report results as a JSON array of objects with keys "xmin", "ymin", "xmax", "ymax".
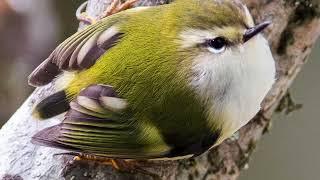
[
  {"xmin": 33, "ymin": 90, "xmax": 70, "ymax": 119},
  {"xmin": 31, "ymin": 124, "xmax": 80, "ymax": 151}
]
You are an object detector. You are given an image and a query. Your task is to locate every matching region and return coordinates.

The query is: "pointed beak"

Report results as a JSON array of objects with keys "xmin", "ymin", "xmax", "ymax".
[{"xmin": 243, "ymin": 21, "xmax": 271, "ymax": 43}]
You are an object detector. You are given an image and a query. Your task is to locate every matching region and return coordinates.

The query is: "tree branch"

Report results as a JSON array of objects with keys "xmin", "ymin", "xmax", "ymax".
[{"xmin": 0, "ymin": 0, "xmax": 319, "ymax": 180}]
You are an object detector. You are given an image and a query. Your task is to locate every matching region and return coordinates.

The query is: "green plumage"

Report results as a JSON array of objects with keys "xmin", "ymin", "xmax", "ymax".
[{"xmin": 31, "ymin": 0, "xmax": 250, "ymax": 159}]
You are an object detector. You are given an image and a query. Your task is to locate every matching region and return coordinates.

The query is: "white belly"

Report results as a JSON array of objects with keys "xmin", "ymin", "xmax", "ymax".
[{"xmin": 190, "ymin": 34, "xmax": 276, "ymax": 140}]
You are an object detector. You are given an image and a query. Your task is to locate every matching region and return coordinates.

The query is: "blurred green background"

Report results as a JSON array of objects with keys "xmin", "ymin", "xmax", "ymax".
[{"xmin": 0, "ymin": 1, "xmax": 319, "ymax": 179}]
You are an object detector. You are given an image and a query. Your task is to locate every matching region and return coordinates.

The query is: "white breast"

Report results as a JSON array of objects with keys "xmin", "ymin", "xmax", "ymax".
[{"xmin": 190, "ymin": 35, "xmax": 276, "ymax": 140}]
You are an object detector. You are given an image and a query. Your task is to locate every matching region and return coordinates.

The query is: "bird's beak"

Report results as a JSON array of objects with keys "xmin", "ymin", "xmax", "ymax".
[{"xmin": 243, "ymin": 21, "xmax": 271, "ymax": 43}]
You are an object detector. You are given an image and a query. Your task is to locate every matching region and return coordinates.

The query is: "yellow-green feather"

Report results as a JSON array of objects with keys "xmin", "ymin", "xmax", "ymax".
[{"xmin": 60, "ymin": 0, "xmax": 248, "ymax": 156}]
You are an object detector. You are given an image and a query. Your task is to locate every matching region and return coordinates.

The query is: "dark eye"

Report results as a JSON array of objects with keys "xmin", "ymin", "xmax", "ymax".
[{"xmin": 207, "ymin": 37, "xmax": 227, "ymax": 54}]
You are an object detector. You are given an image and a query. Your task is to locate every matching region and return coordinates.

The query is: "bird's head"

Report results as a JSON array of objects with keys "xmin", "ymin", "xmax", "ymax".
[
  {"xmin": 169, "ymin": 0, "xmax": 275, "ymax": 133},
  {"xmin": 173, "ymin": 0, "xmax": 271, "ymax": 59}
]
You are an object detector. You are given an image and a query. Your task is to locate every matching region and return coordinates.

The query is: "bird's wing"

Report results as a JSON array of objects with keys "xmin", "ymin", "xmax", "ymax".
[
  {"xmin": 28, "ymin": 17, "xmax": 124, "ymax": 87},
  {"xmin": 32, "ymin": 84, "xmax": 172, "ymax": 159}
]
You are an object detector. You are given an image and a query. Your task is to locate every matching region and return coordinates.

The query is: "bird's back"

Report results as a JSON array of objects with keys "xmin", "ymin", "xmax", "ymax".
[{"xmin": 63, "ymin": 4, "xmax": 214, "ymax": 155}]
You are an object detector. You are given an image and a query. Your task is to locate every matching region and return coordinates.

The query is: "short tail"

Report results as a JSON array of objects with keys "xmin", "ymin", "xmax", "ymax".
[
  {"xmin": 31, "ymin": 124, "xmax": 79, "ymax": 151},
  {"xmin": 32, "ymin": 90, "xmax": 70, "ymax": 119}
]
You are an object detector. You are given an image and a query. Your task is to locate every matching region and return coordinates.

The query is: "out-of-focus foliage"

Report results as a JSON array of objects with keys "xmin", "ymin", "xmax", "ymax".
[{"xmin": 0, "ymin": 0, "xmax": 83, "ymax": 126}]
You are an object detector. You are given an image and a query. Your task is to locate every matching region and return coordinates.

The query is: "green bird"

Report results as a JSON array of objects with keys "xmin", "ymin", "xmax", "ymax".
[{"xmin": 29, "ymin": 0, "xmax": 275, "ymax": 160}]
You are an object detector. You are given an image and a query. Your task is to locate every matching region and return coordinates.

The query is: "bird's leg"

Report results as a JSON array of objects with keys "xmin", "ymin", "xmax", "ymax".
[
  {"xmin": 76, "ymin": 0, "xmax": 139, "ymax": 25},
  {"xmin": 72, "ymin": 153, "xmax": 121, "ymax": 170},
  {"xmin": 55, "ymin": 152, "xmax": 160, "ymax": 178},
  {"xmin": 74, "ymin": 155, "xmax": 147, "ymax": 174},
  {"xmin": 54, "ymin": 152, "xmax": 121, "ymax": 170}
]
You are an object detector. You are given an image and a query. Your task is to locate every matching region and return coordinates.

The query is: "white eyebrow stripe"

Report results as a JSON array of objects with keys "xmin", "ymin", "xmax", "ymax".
[
  {"xmin": 178, "ymin": 26, "xmax": 245, "ymax": 49},
  {"xmin": 178, "ymin": 28, "xmax": 219, "ymax": 48}
]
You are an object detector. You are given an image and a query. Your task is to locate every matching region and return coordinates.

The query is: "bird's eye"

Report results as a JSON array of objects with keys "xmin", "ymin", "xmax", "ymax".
[{"xmin": 207, "ymin": 37, "xmax": 227, "ymax": 54}]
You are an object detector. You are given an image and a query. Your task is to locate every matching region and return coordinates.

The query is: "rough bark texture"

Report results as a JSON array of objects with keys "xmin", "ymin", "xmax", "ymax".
[{"xmin": 0, "ymin": 0, "xmax": 319, "ymax": 180}]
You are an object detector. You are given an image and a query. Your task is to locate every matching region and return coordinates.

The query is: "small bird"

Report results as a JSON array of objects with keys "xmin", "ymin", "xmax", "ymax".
[{"xmin": 29, "ymin": 0, "xmax": 275, "ymax": 161}]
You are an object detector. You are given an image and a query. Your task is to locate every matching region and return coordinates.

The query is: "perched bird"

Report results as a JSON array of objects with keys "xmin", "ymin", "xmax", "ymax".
[{"xmin": 29, "ymin": 0, "xmax": 275, "ymax": 161}]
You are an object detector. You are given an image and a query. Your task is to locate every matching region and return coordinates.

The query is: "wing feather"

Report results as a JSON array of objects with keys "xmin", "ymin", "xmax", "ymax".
[
  {"xmin": 32, "ymin": 84, "xmax": 172, "ymax": 159},
  {"xmin": 28, "ymin": 21, "xmax": 123, "ymax": 87}
]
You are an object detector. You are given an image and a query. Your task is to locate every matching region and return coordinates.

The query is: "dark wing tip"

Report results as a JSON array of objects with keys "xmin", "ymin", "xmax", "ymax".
[
  {"xmin": 28, "ymin": 58, "xmax": 61, "ymax": 87},
  {"xmin": 28, "ymin": 25, "xmax": 123, "ymax": 87},
  {"xmin": 32, "ymin": 90, "xmax": 70, "ymax": 120}
]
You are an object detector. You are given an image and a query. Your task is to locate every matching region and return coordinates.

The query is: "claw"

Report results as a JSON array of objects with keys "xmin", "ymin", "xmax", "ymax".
[{"xmin": 110, "ymin": 159, "xmax": 120, "ymax": 170}]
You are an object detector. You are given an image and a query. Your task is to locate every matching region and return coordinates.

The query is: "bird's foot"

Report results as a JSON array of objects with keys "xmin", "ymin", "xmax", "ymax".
[
  {"xmin": 76, "ymin": 0, "xmax": 139, "ymax": 25},
  {"xmin": 72, "ymin": 153, "xmax": 121, "ymax": 170},
  {"xmin": 74, "ymin": 154, "xmax": 160, "ymax": 178},
  {"xmin": 56, "ymin": 152, "xmax": 160, "ymax": 178}
]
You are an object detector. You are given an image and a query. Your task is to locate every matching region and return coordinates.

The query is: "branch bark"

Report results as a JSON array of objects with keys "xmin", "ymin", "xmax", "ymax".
[{"xmin": 0, "ymin": 0, "xmax": 319, "ymax": 180}]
